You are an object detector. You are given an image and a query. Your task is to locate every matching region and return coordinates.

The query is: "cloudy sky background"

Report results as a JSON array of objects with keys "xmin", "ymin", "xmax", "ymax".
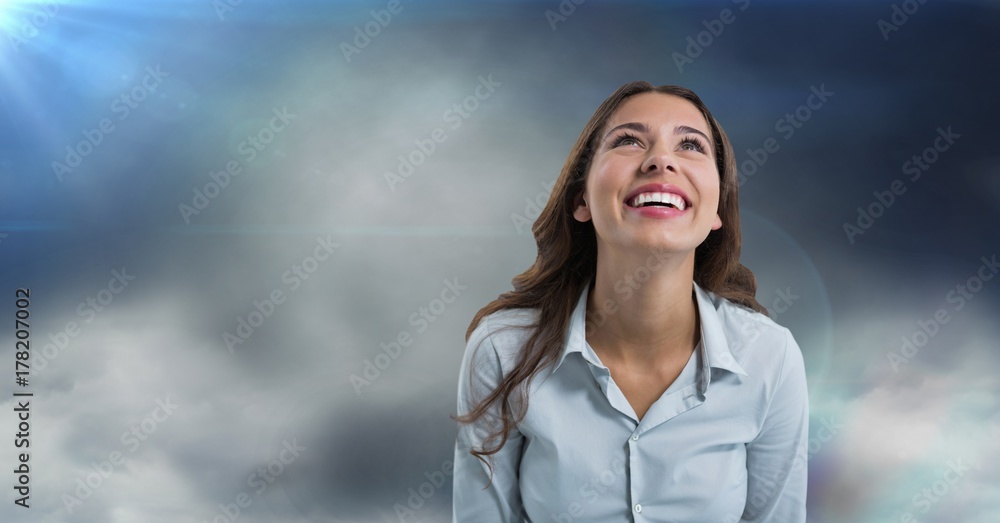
[{"xmin": 0, "ymin": 0, "xmax": 998, "ymax": 521}]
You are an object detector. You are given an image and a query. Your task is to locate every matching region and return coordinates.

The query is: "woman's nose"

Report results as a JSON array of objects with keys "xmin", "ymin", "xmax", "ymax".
[{"xmin": 640, "ymin": 143, "xmax": 678, "ymax": 174}]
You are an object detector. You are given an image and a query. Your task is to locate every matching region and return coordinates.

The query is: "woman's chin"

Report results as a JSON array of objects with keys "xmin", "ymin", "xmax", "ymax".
[{"xmin": 621, "ymin": 236, "xmax": 696, "ymax": 257}]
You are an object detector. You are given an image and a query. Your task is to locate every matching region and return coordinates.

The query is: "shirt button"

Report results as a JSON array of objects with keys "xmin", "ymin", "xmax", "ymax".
[
  {"xmin": 631, "ymin": 434, "xmax": 638, "ymax": 441},
  {"xmin": 634, "ymin": 503, "xmax": 642, "ymax": 513}
]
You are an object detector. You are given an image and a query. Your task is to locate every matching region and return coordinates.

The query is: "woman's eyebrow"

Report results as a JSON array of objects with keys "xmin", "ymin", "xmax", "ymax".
[
  {"xmin": 603, "ymin": 122, "xmax": 713, "ymax": 147},
  {"xmin": 603, "ymin": 122, "xmax": 651, "ymax": 142},
  {"xmin": 675, "ymin": 125, "xmax": 713, "ymax": 147}
]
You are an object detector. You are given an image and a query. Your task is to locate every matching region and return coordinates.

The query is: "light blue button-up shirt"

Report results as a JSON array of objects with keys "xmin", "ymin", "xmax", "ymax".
[{"xmin": 453, "ymin": 279, "xmax": 809, "ymax": 522}]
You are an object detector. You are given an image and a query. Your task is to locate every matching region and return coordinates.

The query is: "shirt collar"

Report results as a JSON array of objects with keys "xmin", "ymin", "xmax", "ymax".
[{"xmin": 552, "ymin": 278, "xmax": 749, "ymax": 383}]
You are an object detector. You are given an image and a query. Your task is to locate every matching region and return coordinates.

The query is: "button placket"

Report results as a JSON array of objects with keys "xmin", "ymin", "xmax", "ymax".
[{"xmin": 628, "ymin": 431, "xmax": 640, "ymax": 519}]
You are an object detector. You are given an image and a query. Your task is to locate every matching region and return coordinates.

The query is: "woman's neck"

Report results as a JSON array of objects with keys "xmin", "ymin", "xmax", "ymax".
[{"xmin": 585, "ymin": 247, "xmax": 699, "ymax": 369}]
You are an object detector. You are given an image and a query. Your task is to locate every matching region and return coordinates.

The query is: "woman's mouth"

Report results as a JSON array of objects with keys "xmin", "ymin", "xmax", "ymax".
[
  {"xmin": 624, "ymin": 192, "xmax": 691, "ymax": 218},
  {"xmin": 626, "ymin": 192, "xmax": 687, "ymax": 211}
]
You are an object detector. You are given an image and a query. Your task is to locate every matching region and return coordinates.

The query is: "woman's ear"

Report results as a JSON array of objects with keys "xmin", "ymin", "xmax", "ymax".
[{"xmin": 572, "ymin": 190, "xmax": 591, "ymax": 222}]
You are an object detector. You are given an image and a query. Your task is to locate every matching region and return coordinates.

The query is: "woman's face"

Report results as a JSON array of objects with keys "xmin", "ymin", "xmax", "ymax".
[{"xmin": 574, "ymin": 92, "xmax": 723, "ymax": 257}]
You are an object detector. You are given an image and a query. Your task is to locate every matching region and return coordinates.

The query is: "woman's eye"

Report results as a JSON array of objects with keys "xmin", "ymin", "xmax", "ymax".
[
  {"xmin": 610, "ymin": 134, "xmax": 707, "ymax": 153},
  {"xmin": 611, "ymin": 133, "xmax": 641, "ymax": 148},
  {"xmin": 679, "ymin": 137, "xmax": 706, "ymax": 153}
]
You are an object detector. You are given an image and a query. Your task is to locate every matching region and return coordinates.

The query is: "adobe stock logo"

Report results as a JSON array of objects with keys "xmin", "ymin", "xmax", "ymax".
[
  {"xmin": 383, "ymin": 75, "xmax": 501, "ymax": 191},
  {"xmin": 843, "ymin": 126, "xmax": 959, "ymax": 244},
  {"xmin": 51, "ymin": 65, "xmax": 169, "ymax": 182},
  {"xmin": 224, "ymin": 235, "xmax": 339, "ymax": 353},
  {"xmin": 737, "ymin": 84, "xmax": 834, "ymax": 187},
  {"xmin": 31, "ymin": 267, "xmax": 137, "ymax": 375},
  {"xmin": 549, "ymin": 455, "xmax": 627, "ymax": 522},
  {"xmin": 212, "ymin": 0, "xmax": 244, "ymax": 21},
  {"xmin": 393, "ymin": 459, "xmax": 454, "ymax": 522},
  {"xmin": 178, "ymin": 106, "xmax": 296, "ymax": 224},
  {"xmin": 877, "ymin": 0, "xmax": 929, "ymax": 41},
  {"xmin": 350, "ymin": 278, "xmax": 467, "ymax": 395},
  {"xmin": 672, "ymin": 0, "xmax": 750, "ymax": 73},
  {"xmin": 340, "ymin": 0, "xmax": 411, "ymax": 63},
  {"xmin": 898, "ymin": 458, "xmax": 980, "ymax": 521},
  {"xmin": 886, "ymin": 254, "xmax": 997, "ymax": 372},
  {"xmin": 543, "ymin": 0, "xmax": 588, "ymax": 31},
  {"xmin": 202, "ymin": 439, "xmax": 306, "ymax": 523},
  {"xmin": 62, "ymin": 396, "xmax": 179, "ymax": 514},
  {"xmin": 510, "ymin": 179, "xmax": 556, "ymax": 234},
  {"xmin": 5, "ymin": 0, "xmax": 69, "ymax": 53}
]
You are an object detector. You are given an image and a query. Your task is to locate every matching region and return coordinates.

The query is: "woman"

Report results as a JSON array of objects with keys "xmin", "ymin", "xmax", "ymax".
[{"xmin": 452, "ymin": 81, "xmax": 809, "ymax": 522}]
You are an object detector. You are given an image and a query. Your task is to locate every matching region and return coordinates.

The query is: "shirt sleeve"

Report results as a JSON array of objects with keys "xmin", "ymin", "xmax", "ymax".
[
  {"xmin": 452, "ymin": 316, "xmax": 525, "ymax": 523},
  {"xmin": 741, "ymin": 327, "xmax": 810, "ymax": 522}
]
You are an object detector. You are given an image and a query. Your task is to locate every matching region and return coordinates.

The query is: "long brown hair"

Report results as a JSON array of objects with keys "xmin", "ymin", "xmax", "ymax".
[{"xmin": 452, "ymin": 81, "xmax": 766, "ymax": 486}]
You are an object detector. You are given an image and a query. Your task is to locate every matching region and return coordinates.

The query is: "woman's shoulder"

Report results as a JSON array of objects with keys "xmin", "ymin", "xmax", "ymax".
[
  {"xmin": 717, "ymin": 295, "xmax": 789, "ymax": 340},
  {"xmin": 705, "ymin": 291, "xmax": 802, "ymax": 375},
  {"xmin": 465, "ymin": 306, "xmax": 540, "ymax": 369}
]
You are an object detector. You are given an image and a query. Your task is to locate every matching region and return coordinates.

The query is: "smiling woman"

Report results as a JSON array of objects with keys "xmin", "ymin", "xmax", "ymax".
[{"xmin": 450, "ymin": 81, "xmax": 809, "ymax": 522}]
